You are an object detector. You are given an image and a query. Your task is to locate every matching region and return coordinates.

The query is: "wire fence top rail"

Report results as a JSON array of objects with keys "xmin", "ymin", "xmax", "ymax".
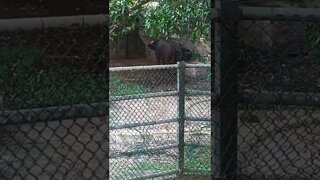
[
  {"xmin": 212, "ymin": 6, "xmax": 320, "ymax": 21},
  {"xmin": 239, "ymin": 6, "xmax": 320, "ymax": 21},
  {"xmin": 0, "ymin": 102, "xmax": 108, "ymax": 125},
  {"xmin": 110, "ymin": 91, "xmax": 179, "ymax": 101},
  {"xmin": 0, "ymin": 14, "xmax": 108, "ymax": 31},
  {"xmin": 109, "ymin": 63, "xmax": 210, "ymax": 72},
  {"xmin": 240, "ymin": 90, "xmax": 320, "ymax": 107}
]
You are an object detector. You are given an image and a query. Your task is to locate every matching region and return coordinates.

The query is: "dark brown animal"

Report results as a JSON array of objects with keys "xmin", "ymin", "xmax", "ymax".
[{"xmin": 148, "ymin": 39, "xmax": 177, "ymax": 65}]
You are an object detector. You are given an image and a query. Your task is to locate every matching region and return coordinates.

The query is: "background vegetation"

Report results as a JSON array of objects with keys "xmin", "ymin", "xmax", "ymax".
[
  {"xmin": 0, "ymin": 46, "xmax": 107, "ymax": 109},
  {"xmin": 109, "ymin": 0, "xmax": 211, "ymax": 42},
  {"xmin": 0, "ymin": 45, "xmax": 151, "ymax": 109}
]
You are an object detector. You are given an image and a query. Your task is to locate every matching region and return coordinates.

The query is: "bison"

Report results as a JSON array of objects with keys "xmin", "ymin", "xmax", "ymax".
[{"xmin": 148, "ymin": 39, "xmax": 177, "ymax": 65}]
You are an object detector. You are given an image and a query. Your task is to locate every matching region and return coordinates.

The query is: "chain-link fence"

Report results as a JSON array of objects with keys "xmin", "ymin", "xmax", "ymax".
[
  {"xmin": 0, "ymin": 23, "xmax": 108, "ymax": 179},
  {"xmin": 4, "ymin": 2, "xmax": 320, "ymax": 180},
  {"xmin": 109, "ymin": 62, "xmax": 211, "ymax": 179},
  {"xmin": 213, "ymin": 2, "xmax": 320, "ymax": 179},
  {"xmin": 238, "ymin": 15, "xmax": 320, "ymax": 180}
]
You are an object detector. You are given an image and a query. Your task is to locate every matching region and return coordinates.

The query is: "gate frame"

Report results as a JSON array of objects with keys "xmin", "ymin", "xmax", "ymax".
[{"xmin": 212, "ymin": 1, "xmax": 320, "ymax": 180}]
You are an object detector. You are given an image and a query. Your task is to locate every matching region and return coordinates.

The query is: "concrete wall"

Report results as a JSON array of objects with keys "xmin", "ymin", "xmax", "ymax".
[{"xmin": 109, "ymin": 30, "xmax": 147, "ymax": 60}]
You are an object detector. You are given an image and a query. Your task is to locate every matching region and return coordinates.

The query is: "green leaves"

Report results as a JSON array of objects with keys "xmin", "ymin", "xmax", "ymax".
[
  {"xmin": 304, "ymin": 24, "xmax": 320, "ymax": 64},
  {"xmin": 110, "ymin": 0, "xmax": 210, "ymax": 41}
]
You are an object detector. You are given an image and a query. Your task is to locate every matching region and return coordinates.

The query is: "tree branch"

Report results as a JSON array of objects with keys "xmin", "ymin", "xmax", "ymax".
[
  {"xmin": 130, "ymin": 0, "xmax": 153, "ymax": 13},
  {"xmin": 109, "ymin": 25, "xmax": 118, "ymax": 33}
]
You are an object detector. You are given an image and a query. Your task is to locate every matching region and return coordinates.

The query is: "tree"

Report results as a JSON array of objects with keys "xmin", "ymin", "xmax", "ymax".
[{"xmin": 109, "ymin": 0, "xmax": 211, "ymax": 42}]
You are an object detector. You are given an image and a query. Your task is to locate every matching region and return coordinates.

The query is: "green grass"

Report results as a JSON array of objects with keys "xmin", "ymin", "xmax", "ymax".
[
  {"xmin": 128, "ymin": 161, "xmax": 176, "ymax": 172},
  {"xmin": 110, "ymin": 160, "xmax": 176, "ymax": 180},
  {"xmin": 116, "ymin": 160, "xmax": 176, "ymax": 180},
  {"xmin": 206, "ymin": 69, "xmax": 211, "ymax": 82},
  {"xmin": 111, "ymin": 146, "xmax": 210, "ymax": 179},
  {"xmin": 184, "ymin": 146, "xmax": 211, "ymax": 171},
  {"xmin": 109, "ymin": 75, "xmax": 148, "ymax": 96}
]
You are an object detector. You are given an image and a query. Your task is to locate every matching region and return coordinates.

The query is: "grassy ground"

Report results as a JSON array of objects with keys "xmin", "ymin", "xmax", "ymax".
[
  {"xmin": 0, "ymin": 45, "xmax": 106, "ymax": 109},
  {"xmin": 110, "ymin": 146, "xmax": 210, "ymax": 180},
  {"xmin": 0, "ymin": 45, "xmax": 144, "ymax": 109},
  {"xmin": 109, "ymin": 75, "xmax": 148, "ymax": 96},
  {"xmin": 173, "ymin": 175, "xmax": 211, "ymax": 180}
]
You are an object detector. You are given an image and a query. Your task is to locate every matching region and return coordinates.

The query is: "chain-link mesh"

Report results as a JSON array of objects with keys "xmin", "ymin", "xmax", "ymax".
[
  {"xmin": 238, "ymin": 18, "xmax": 320, "ymax": 179},
  {"xmin": 0, "ymin": 24, "xmax": 108, "ymax": 179},
  {"xmin": 212, "ymin": 3, "xmax": 320, "ymax": 179},
  {"xmin": 109, "ymin": 62, "xmax": 211, "ymax": 179},
  {"xmin": 184, "ymin": 64, "xmax": 211, "ymax": 177},
  {"xmin": 110, "ymin": 66, "xmax": 178, "ymax": 180}
]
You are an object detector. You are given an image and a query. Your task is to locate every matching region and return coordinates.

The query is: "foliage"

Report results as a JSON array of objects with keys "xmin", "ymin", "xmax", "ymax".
[
  {"xmin": 12, "ymin": 68, "xmax": 105, "ymax": 109},
  {"xmin": 304, "ymin": 24, "xmax": 320, "ymax": 64},
  {"xmin": 109, "ymin": 75, "xmax": 148, "ymax": 96},
  {"xmin": 289, "ymin": 0, "xmax": 307, "ymax": 7},
  {"xmin": 289, "ymin": 0, "xmax": 320, "ymax": 7},
  {"xmin": 192, "ymin": 52, "xmax": 207, "ymax": 64},
  {"xmin": 0, "ymin": 46, "xmax": 106, "ymax": 109},
  {"xmin": 110, "ymin": 0, "xmax": 211, "ymax": 42},
  {"xmin": 184, "ymin": 146, "xmax": 211, "ymax": 171},
  {"xmin": 207, "ymin": 69, "xmax": 211, "ymax": 83},
  {"xmin": 289, "ymin": 0, "xmax": 320, "ymax": 63}
]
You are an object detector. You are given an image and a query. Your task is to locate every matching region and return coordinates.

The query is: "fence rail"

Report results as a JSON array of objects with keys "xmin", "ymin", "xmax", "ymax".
[
  {"xmin": 109, "ymin": 64, "xmax": 179, "ymax": 72},
  {"xmin": 240, "ymin": 90, "xmax": 320, "ymax": 107},
  {"xmin": 0, "ymin": 103, "xmax": 108, "ymax": 125},
  {"xmin": 0, "ymin": 14, "xmax": 108, "ymax": 31},
  {"xmin": 110, "ymin": 91, "xmax": 178, "ymax": 101},
  {"xmin": 212, "ymin": 6, "xmax": 320, "ymax": 21},
  {"xmin": 239, "ymin": 6, "xmax": 320, "ymax": 21}
]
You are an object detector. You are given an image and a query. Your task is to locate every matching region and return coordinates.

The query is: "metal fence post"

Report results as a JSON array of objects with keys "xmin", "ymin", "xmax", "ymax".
[
  {"xmin": 177, "ymin": 61, "xmax": 186, "ymax": 176},
  {"xmin": 213, "ymin": 0, "xmax": 239, "ymax": 179}
]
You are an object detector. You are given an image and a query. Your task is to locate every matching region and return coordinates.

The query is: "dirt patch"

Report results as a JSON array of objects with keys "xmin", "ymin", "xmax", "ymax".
[{"xmin": 110, "ymin": 58, "xmax": 156, "ymax": 67}]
